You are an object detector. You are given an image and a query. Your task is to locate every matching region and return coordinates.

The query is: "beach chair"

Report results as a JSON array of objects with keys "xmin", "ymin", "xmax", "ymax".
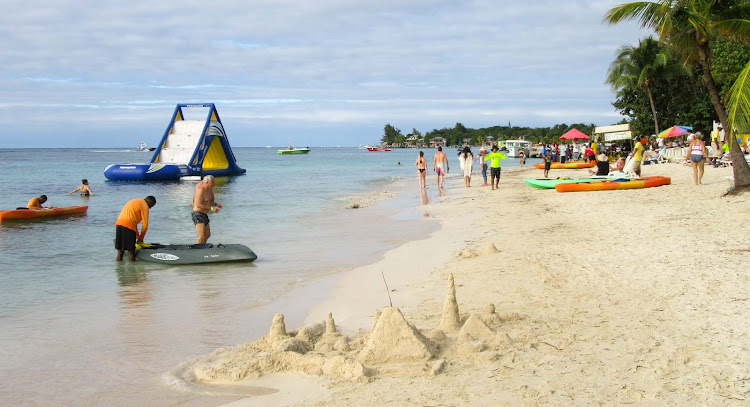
[{"xmin": 608, "ymin": 156, "xmax": 636, "ymax": 178}]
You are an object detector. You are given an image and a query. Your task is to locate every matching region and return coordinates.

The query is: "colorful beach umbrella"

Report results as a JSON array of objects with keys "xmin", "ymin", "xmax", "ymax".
[
  {"xmin": 658, "ymin": 125, "xmax": 693, "ymax": 138},
  {"xmin": 560, "ymin": 128, "xmax": 590, "ymax": 140}
]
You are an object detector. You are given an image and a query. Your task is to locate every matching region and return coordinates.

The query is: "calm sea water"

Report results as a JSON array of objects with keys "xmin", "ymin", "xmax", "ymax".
[{"xmin": 0, "ymin": 147, "xmax": 529, "ymax": 406}]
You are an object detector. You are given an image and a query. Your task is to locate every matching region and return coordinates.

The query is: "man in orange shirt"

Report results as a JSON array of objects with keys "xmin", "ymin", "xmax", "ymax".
[
  {"xmin": 27, "ymin": 195, "xmax": 48, "ymax": 209},
  {"xmin": 115, "ymin": 196, "xmax": 156, "ymax": 261}
]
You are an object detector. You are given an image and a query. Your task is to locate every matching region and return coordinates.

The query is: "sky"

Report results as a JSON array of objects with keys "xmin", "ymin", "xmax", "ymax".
[{"xmin": 0, "ymin": 0, "xmax": 650, "ymax": 148}]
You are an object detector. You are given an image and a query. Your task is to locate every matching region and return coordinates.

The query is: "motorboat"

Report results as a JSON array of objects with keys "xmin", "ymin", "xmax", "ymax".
[
  {"xmin": 504, "ymin": 139, "xmax": 532, "ymax": 157},
  {"xmin": 366, "ymin": 146, "xmax": 391, "ymax": 152},
  {"xmin": 277, "ymin": 146, "xmax": 311, "ymax": 155}
]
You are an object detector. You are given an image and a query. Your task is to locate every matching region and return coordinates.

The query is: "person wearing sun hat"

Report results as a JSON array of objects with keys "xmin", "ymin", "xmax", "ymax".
[
  {"xmin": 478, "ymin": 146, "xmax": 489, "ymax": 187},
  {"xmin": 589, "ymin": 153, "xmax": 610, "ymax": 176}
]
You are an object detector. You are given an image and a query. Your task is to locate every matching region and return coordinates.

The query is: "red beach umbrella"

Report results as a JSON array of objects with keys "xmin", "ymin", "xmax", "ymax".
[{"xmin": 560, "ymin": 129, "xmax": 590, "ymax": 140}]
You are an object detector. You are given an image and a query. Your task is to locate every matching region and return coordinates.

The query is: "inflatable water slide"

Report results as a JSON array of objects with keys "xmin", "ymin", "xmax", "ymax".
[{"xmin": 104, "ymin": 104, "xmax": 246, "ymax": 181}]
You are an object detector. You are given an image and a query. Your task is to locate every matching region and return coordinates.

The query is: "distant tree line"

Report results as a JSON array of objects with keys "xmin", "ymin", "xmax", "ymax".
[{"xmin": 380, "ymin": 122, "xmax": 597, "ymax": 147}]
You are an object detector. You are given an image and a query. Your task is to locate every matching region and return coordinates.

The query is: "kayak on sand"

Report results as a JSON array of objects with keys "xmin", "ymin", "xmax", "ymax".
[
  {"xmin": 523, "ymin": 177, "xmax": 620, "ymax": 189},
  {"xmin": 554, "ymin": 176, "xmax": 671, "ymax": 192},
  {"xmin": 534, "ymin": 161, "xmax": 595, "ymax": 170}
]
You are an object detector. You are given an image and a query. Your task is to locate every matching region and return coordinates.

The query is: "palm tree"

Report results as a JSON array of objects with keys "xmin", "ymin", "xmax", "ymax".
[
  {"xmin": 726, "ymin": 61, "xmax": 750, "ymax": 146},
  {"xmin": 606, "ymin": 37, "xmax": 685, "ymax": 135},
  {"xmin": 604, "ymin": 0, "xmax": 750, "ymax": 190}
]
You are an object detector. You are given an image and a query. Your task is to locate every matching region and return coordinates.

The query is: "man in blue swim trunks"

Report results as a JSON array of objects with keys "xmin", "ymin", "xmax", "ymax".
[{"xmin": 192, "ymin": 175, "xmax": 222, "ymax": 244}]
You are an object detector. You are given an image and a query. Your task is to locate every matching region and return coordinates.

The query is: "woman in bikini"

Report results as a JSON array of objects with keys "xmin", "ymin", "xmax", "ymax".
[
  {"xmin": 69, "ymin": 179, "xmax": 94, "ymax": 196},
  {"xmin": 687, "ymin": 132, "xmax": 707, "ymax": 185},
  {"xmin": 415, "ymin": 151, "xmax": 428, "ymax": 189}
]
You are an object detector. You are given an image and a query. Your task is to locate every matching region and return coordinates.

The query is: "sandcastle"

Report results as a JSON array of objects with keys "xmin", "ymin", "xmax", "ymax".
[{"xmin": 189, "ymin": 274, "xmax": 529, "ymax": 387}]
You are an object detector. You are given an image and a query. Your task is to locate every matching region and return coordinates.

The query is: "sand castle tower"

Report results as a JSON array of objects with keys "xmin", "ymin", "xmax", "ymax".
[
  {"xmin": 438, "ymin": 274, "xmax": 461, "ymax": 333},
  {"xmin": 360, "ymin": 307, "xmax": 434, "ymax": 364},
  {"xmin": 269, "ymin": 313, "xmax": 288, "ymax": 339}
]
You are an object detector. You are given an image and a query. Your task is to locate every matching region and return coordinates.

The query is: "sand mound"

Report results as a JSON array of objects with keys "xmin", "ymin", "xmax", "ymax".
[
  {"xmin": 457, "ymin": 249, "xmax": 477, "ymax": 259},
  {"xmin": 457, "ymin": 314, "xmax": 495, "ymax": 341},
  {"xmin": 482, "ymin": 242, "xmax": 499, "ymax": 255},
  {"xmin": 359, "ymin": 307, "xmax": 435, "ymax": 364}
]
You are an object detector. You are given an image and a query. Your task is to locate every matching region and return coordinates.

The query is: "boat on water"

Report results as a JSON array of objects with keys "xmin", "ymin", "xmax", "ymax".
[
  {"xmin": 523, "ymin": 177, "xmax": 619, "ymax": 189},
  {"xmin": 0, "ymin": 205, "xmax": 88, "ymax": 222},
  {"xmin": 135, "ymin": 242, "xmax": 257, "ymax": 264},
  {"xmin": 504, "ymin": 139, "xmax": 532, "ymax": 157},
  {"xmin": 366, "ymin": 146, "xmax": 391, "ymax": 152},
  {"xmin": 104, "ymin": 103, "xmax": 246, "ymax": 181},
  {"xmin": 277, "ymin": 146, "xmax": 310, "ymax": 155},
  {"xmin": 137, "ymin": 141, "xmax": 156, "ymax": 152},
  {"xmin": 555, "ymin": 176, "xmax": 671, "ymax": 192}
]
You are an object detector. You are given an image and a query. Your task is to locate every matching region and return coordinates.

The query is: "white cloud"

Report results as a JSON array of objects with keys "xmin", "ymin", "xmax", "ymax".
[{"xmin": 0, "ymin": 0, "xmax": 648, "ymax": 147}]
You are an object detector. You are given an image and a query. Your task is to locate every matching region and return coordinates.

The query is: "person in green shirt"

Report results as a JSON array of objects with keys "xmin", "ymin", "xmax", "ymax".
[{"xmin": 485, "ymin": 146, "xmax": 507, "ymax": 190}]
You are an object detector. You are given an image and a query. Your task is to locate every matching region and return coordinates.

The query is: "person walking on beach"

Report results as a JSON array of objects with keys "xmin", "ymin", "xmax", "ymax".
[
  {"xmin": 543, "ymin": 150, "xmax": 552, "ymax": 178},
  {"xmin": 192, "ymin": 175, "xmax": 222, "ymax": 244},
  {"xmin": 485, "ymin": 145, "xmax": 506, "ymax": 190},
  {"xmin": 433, "ymin": 146, "xmax": 449, "ymax": 189},
  {"xmin": 415, "ymin": 151, "xmax": 428, "ymax": 189},
  {"xmin": 115, "ymin": 196, "xmax": 156, "ymax": 261},
  {"xmin": 687, "ymin": 132, "xmax": 707, "ymax": 185},
  {"xmin": 459, "ymin": 146, "xmax": 474, "ymax": 188},
  {"xmin": 519, "ymin": 148, "xmax": 526, "ymax": 166},
  {"xmin": 478, "ymin": 147, "xmax": 489, "ymax": 186},
  {"xmin": 69, "ymin": 179, "xmax": 94, "ymax": 196}
]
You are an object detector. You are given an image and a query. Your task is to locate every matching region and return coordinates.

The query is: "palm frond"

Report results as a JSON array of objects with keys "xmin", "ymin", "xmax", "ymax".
[
  {"xmin": 727, "ymin": 60, "xmax": 750, "ymax": 134},
  {"xmin": 604, "ymin": 1, "xmax": 666, "ymax": 29},
  {"xmin": 714, "ymin": 19, "xmax": 750, "ymax": 40}
]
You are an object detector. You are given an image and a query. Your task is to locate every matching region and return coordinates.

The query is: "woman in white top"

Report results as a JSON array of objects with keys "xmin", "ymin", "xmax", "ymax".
[
  {"xmin": 459, "ymin": 146, "xmax": 474, "ymax": 188},
  {"xmin": 687, "ymin": 132, "xmax": 707, "ymax": 185}
]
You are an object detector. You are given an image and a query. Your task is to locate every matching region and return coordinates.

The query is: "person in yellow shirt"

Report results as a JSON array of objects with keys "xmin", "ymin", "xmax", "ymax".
[
  {"xmin": 632, "ymin": 137, "xmax": 645, "ymax": 177},
  {"xmin": 115, "ymin": 196, "xmax": 156, "ymax": 261},
  {"xmin": 27, "ymin": 195, "xmax": 49, "ymax": 209}
]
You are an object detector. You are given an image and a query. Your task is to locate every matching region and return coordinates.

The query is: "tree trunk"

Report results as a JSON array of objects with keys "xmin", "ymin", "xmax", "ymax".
[
  {"xmin": 698, "ymin": 42, "xmax": 750, "ymax": 190},
  {"xmin": 645, "ymin": 83, "xmax": 660, "ymax": 135}
]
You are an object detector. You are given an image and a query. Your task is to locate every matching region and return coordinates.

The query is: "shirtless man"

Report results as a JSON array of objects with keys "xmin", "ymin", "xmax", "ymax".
[
  {"xmin": 415, "ymin": 151, "xmax": 428, "ymax": 189},
  {"xmin": 433, "ymin": 146, "xmax": 449, "ymax": 189},
  {"xmin": 192, "ymin": 175, "xmax": 222, "ymax": 244}
]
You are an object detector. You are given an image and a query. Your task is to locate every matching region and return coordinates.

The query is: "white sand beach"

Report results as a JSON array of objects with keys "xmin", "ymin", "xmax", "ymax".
[{"xmin": 188, "ymin": 161, "xmax": 750, "ymax": 406}]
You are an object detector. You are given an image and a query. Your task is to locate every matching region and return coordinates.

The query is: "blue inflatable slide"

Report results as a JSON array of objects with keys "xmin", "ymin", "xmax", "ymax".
[{"xmin": 104, "ymin": 103, "xmax": 246, "ymax": 181}]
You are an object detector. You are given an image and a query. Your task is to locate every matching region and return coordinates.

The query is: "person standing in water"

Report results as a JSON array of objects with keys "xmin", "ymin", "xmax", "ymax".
[
  {"xmin": 415, "ymin": 151, "xmax": 428, "ymax": 189},
  {"xmin": 69, "ymin": 179, "xmax": 94, "ymax": 196},
  {"xmin": 433, "ymin": 146, "xmax": 449, "ymax": 189},
  {"xmin": 192, "ymin": 175, "xmax": 223, "ymax": 244},
  {"xmin": 115, "ymin": 196, "xmax": 156, "ymax": 261}
]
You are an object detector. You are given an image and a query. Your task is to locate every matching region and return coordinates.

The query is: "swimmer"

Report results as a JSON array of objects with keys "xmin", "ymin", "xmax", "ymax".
[{"xmin": 69, "ymin": 179, "xmax": 94, "ymax": 196}]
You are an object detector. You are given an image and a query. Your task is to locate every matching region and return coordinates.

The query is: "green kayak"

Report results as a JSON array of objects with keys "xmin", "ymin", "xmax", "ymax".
[
  {"xmin": 523, "ymin": 177, "xmax": 618, "ymax": 189},
  {"xmin": 136, "ymin": 243, "xmax": 257, "ymax": 264}
]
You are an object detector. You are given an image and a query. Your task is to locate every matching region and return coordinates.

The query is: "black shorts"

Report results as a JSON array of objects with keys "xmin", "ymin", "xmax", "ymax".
[
  {"xmin": 115, "ymin": 225, "xmax": 137, "ymax": 252},
  {"xmin": 192, "ymin": 211, "xmax": 210, "ymax": 225},
  {"xmin": 544, "ymin": 162, "xmax": 551, "ymax": 170},
  {"xmin": 491, "ymin": 167, "xmax": 501, "ymax": 178}
]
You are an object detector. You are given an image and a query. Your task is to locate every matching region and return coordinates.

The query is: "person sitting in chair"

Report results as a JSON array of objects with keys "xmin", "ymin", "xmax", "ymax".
[
  {"xmin": 589, "ymin": 154, "xmax": 610, "ymax": 176},
  {"xmin": 610, "ymin": 156, "xmax": 626, "ymax": 173}
]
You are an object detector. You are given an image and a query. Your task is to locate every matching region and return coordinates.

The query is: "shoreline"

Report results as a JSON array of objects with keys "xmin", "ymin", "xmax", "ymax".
[{"xmin": 195, "ymin": 161, "xmax": 750, "ymax": 406}]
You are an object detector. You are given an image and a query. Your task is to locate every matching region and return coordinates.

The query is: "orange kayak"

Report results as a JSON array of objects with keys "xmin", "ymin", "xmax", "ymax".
[
  {"xmin": 555, "ymin": 176, "xmax": 671, "ymax": 192},
  {"xmin": 534, "ymin": 161, "xmax": 595, "ymax": 169},
  {"xmin": 0, "ymin": 205, "xmax": 89, "ymax": 221}
]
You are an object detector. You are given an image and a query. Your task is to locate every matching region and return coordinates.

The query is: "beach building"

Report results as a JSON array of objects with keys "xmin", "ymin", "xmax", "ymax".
[{"xmin": 430, "ymin": 137, "xmax": 447, "ymax": 148}]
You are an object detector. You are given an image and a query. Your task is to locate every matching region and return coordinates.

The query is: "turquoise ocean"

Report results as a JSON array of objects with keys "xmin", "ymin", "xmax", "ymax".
[{"xmin": 0, "ymin": 147, "xmax": 531, "ymax": 406}]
